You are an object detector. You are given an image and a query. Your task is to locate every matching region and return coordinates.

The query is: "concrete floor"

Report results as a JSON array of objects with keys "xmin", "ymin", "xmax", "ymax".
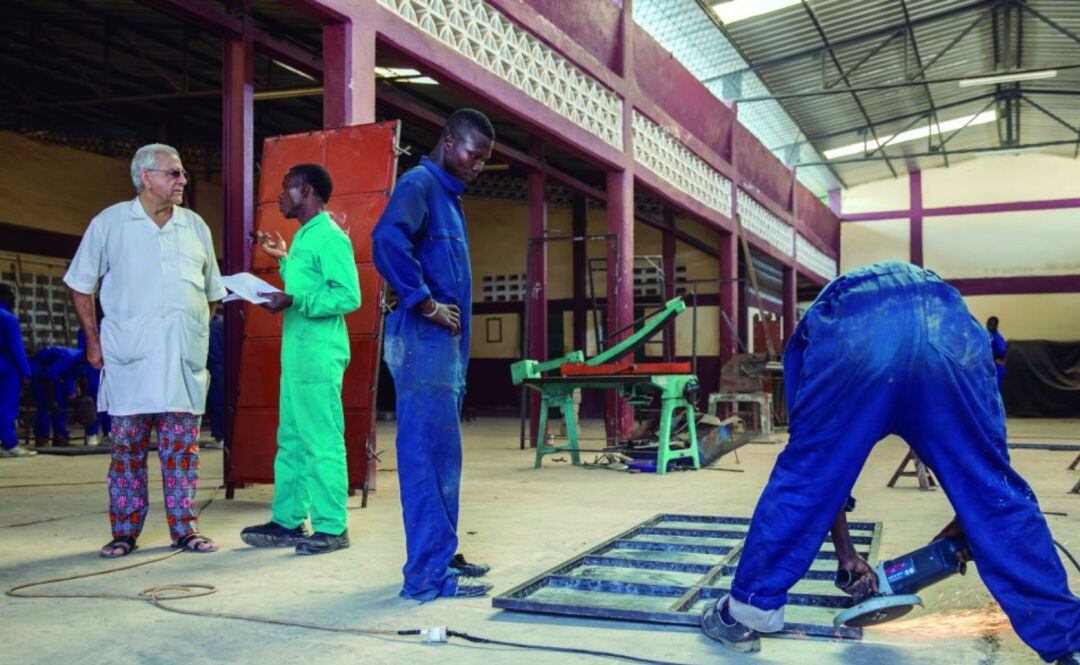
[{"xmin": 2, "ymin": 417, "xmax": 1078, "ymax": 665}]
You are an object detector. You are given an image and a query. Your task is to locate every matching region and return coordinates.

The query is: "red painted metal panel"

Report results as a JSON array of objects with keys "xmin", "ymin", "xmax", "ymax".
[
  {"xmin": 325, "ymin": 124, "xmax": 400, "ymax": 195},
  {"xmin": 343, "ymin": 265, "xmax": 382, "ymax": 335},
  {"xmin": 236, "ymin": 339, "xmax": 282, "ymax": 408},
  {"xmin": 229, "ymin": 121, "xmax": 399, "ymax": 490},
  {"xmin": 326, "ymin": 193, "xmax": 390, "ymax": 261},
  {"xmin": 257, "ymin": 133, "xmax": 327, "ymax": 204},
  {"xmin": 342, "ymin": 338, "xmax": 379, "ymax": 410}
]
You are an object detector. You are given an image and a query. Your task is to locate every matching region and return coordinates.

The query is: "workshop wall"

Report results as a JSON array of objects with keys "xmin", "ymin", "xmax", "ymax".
[{"xmin": 0, "ymin": 131, "xmax": 224, "ymax": 253}]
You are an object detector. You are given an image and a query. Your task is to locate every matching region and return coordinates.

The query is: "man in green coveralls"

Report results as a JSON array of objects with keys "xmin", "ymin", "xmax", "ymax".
[{"xmin": 240, "ymin": 163, "xmax": 361, "ymax": 555}]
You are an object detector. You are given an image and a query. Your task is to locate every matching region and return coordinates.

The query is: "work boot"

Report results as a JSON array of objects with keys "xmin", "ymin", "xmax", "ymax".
[
  {"xmin": 700, "ymin": 596, "xmax": 761, "ymax": 654},
  {"xmin": 53, "ymin": 435, "xmax": 70, "ymax": 447},
  {"xmin": 241, "ymin": 521, "xmax": 310, "ymax": 547},
  {"xmin": 452, "ymin": 582, "xmax": 493, "ymax": 598},
  {"xmin": 295, "ymin": 531, "xmax": 350, "ymax": 555},
  {"xmin": 34, "ymin": 436, "xmax": 50, "ymax": 448},
  {"xmin": 1, "ymin": 445, "xmax": 38, "ymax": 458},
  {"xmin": 450, "ymin": 553, "xmax": 491, "ymax": 578}
]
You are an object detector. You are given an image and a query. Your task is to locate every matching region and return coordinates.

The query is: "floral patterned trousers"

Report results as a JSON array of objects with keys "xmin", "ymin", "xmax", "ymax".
[{"xmin": 107, "ymin": 412, "xmax": 203, "ymax": 543}]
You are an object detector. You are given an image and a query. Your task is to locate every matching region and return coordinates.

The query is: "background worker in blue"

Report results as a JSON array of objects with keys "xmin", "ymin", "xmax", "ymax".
[
  {"xmin": 372, "ymin": 108, "xmax": 495, "ymax": 600},
  {"xmin": 77, "ymin": 327, "xmax": 109, "ymax": 447},
  {"xmin": 30, "ymin": 345, "xmax": 85, "ymax": 447},
  {"xmin": 205, "ymin": 310, "xmax": 225, "ymax": 448},
  {"xmin": 987, "ymin": 315, "xmax": 1008, "ymax": 390},
  {"xmin": 0, "ymin": 284, "xmax": 34, "ymax": 458},
  {"xmin": 701, "ymin": 261, "xmax": 1080, "ymax": 663}
]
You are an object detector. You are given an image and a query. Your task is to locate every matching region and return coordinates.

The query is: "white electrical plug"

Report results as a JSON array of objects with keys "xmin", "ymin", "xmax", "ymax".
[{"xmin": 422, "ymin": 626, "xmax": 448, "ymax": 643}]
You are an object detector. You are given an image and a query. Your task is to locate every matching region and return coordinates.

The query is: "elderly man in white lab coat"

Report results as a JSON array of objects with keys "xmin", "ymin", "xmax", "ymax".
[{"xmin": 66, "ymin": 143, "xmax": 226, "ymax": 558}]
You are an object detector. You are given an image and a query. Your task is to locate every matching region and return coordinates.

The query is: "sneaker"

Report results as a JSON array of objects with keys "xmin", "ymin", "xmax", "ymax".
[
  {"xmin": 241, "ymin": 521, "xmax": 310, "ymax": 547},
  {"xmin": 700, "ymin": 596, "xmax": 761, "ymax": 654},
  {"xmin": 452, "ymin": 582, "xmax": 493, "ymax": 598},
  {"xmin": 86, "ymin": 434, "xmax": 100, "ymax": 447},
  {"xmin": 295, "ymin": 531, "xmax": 350, "ymax": 555},
  {"xmin": 450, "ymin": 553, "xmax": 491, "ymax": 578},
  {"xmin": 1, "ymin": 445, "xmax": 38, "ymax": 458},
  {"xmin": 202, "ymin": 438, "xmax": 224, "ymax": 450},
  {"xmin": 1057, "ymin": 653, "xmax": 1080, "ymax": 665}
]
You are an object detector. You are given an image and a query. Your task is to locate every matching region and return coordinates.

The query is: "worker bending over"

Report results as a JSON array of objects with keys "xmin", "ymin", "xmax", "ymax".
[{"xmin": 701, "ymin": 261, "xmax": 1080, "ymax": 665}]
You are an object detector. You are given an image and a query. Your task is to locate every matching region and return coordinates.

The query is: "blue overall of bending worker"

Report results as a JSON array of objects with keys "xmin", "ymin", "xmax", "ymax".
[
  {"xmin": 700, "ymin": 262, "xmax": 1080, "ymax": 663},
  {"xmin": 372, "ymin": 108, "xmax": 495, "ymax": 600},
  {"xmin": 0, "ymin": 284, "xmax": 32, "ymax": 456},
  {"xmin": 31, "ymin": 346, "xmax": 84, "ymax": 445},
  {"xmin": 987, "ymin": 315, "xmax": 1008, "ymax": 390}
]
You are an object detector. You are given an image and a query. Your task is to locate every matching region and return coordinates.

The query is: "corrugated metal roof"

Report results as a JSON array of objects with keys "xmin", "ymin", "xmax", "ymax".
[
  {"xmin": 634, "ymin": 0, "xmax": 843, "ymax": 196},
  {"xmin": 639, "ymin": 0, "xmax": 1079, "ymax": 187}
]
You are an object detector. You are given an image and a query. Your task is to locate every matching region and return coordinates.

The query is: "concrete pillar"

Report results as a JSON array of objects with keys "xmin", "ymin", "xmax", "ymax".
[
  {"xmin": 662, "ymin": 208, "xmax": 676, "ymax": 362},
  {"xmin": 527, "ymin": 144, "xmax": 548, "ymax": 445},
  {"xmin": 783, "ymin": 265, "xmax": 797, "ymax": 343},
  {"xmin": 222, "ymin": 20, "xmax": 254, "ymax": 472},
  {"xmin": 322, "ymin": 20, "xmax": 376, "ymax": 127}
]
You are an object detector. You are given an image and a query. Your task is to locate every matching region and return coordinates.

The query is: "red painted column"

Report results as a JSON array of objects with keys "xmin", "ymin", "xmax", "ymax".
[
  {"xmin": 661, "ymin": 208, "xmax": 676, "ymax": 362},
  {"xmin": 782, "ymin": 266, "xmax": 797, "ymax": 343},
  {"xmin": 571, "ymin": 195, "xmax": 588, "ymax": 352},
  {"xmin": 606, "ymin": 169, "xmax": 634, "ymax": 439},
  {"xmin": 222, "ymin": 16, "xmax": 254, "ymax": 481},
  {"xmin": 323, "ymin": 20, "xmax": 376, "ymax": 127},
  {"xmin": 527, "ymin": 143, "xmax": 548, "ymax": 446},
  {"xmin": 910, "ymin": 170, "xmax": 923, "ymax": 267},
  {"xmin": 605, "ymin": 0, "xmax": 634, "ymax": 441},
  {"xmin": 719, "ymin": 229, "xmax": 739, "ymax": 364}
]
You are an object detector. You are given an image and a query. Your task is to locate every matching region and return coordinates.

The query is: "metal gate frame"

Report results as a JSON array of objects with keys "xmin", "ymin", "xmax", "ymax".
[{"xmin": 493, "ymin": 513, "xmax": 882, "ymax": 641}]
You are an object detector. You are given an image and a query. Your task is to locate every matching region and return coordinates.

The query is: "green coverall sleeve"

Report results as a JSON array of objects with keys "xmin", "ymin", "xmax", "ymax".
[{"xmin": 294, "ymin": 232, "xmax": 361, "ymax": 318}]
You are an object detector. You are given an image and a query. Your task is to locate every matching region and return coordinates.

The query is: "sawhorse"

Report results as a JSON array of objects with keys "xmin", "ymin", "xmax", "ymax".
[{"xmin": 888, "ymin": 447, "xmax": 936, "ymax": 491}]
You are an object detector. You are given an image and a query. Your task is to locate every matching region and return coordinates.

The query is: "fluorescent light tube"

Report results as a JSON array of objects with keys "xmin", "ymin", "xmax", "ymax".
[
  {"xmin": 823, "ymin": 110, "xmax": 997, "ymax": 160},
  {"xmin": 957, "ymin": 69, "xmax": 1057, "ymax": 87},
  {"xmin": 711, "ymin": 0, "xmax": 801, "ymax": 24}
]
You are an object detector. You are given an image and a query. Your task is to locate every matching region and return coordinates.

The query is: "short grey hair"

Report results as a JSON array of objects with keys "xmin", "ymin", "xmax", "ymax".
[{"xmin": 130, "ymin": 143, "xmax": 181, "ymax": 192}]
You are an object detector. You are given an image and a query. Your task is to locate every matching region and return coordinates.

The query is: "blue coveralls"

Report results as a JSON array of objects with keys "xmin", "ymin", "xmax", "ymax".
[
  {"xmin": 730, "ymin": 262, "xmax": 1079, "ymax": 662},
  {"xmin": 991, "ymin": 329, "xmax": 1008, "ymax": 390},
  {"xmin": 76, "ymin": 329, "xmax": 110, "ymax": 437},
  {"xmin": 373, "ymin": 156, "xmax": 471, "ymax": 600},
  {"xmin": 207, "ymin": 313, "xmax": 225, "ymax": 440},
  {"xmin": 31, "ymin": 347, "xmax": 84, "ymax": 439},
  {"xmin": 0, "ymin": 303, "xmax": 30, "ymax": 451}
]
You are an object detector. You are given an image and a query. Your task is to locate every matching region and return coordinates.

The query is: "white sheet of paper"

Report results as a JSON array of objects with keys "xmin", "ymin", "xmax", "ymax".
[{"xmin": 221, "ymin": 272, "xmax": 281, "ymax": 304}]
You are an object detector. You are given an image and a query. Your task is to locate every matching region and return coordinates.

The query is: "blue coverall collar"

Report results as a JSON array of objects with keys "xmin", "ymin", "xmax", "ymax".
[{"xmin": 420, "ymin": 156, "xmax": 467, "ymax": 197}]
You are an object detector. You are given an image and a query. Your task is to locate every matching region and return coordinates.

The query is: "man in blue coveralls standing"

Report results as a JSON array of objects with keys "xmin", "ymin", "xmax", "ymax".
[
  {"xmin": 372, "ymin": 108, "xmax": 495, "ymax": 600},
  {"xmin": 700, "ymin": 262, "xmax": 1080, "ymax": 664},
  {"xmin": 0, "ymin": 284, "xmax": 34, "ymax": 458},
  {"xmin": 987, "ymin": 316, "xmax": 1008, "ymax": 391}
]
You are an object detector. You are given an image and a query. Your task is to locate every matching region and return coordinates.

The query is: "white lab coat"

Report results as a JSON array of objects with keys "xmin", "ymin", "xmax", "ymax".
[{"xmin": 64, "ymin": 198, "xmax": 226, "ymax": 416}]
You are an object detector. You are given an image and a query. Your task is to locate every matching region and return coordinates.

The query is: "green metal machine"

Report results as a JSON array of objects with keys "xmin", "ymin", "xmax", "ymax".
[{"xmin": 510, "ymin": 297, "xmax": 701, "ymax": 475}]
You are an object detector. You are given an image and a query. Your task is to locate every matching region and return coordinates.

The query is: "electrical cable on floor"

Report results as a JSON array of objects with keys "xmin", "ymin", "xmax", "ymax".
[
  {"xmin": 1053, "ymin": 539, "xmax": 1080, "ymax": 574},
  {"xmin": 5, "ymin": 484, "xmax": 696, "ymax": 665}
]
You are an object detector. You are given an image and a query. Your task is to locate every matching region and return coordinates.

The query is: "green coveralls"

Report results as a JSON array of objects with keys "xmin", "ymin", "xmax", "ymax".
[{"xmin": 271, "ymin": 211, "xmax": 361, "ymax": 535}]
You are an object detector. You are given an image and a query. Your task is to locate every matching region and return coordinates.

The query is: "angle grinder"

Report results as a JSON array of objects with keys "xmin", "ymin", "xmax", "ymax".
[{"xmin": 833, "ymin": 537, "xmax": 968, "ymax": 628}]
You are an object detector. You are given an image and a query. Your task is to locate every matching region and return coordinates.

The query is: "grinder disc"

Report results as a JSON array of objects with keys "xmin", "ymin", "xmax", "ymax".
[{"xmin": 833, "ymin": 594, "xmax": 923, "ymax": 628}]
